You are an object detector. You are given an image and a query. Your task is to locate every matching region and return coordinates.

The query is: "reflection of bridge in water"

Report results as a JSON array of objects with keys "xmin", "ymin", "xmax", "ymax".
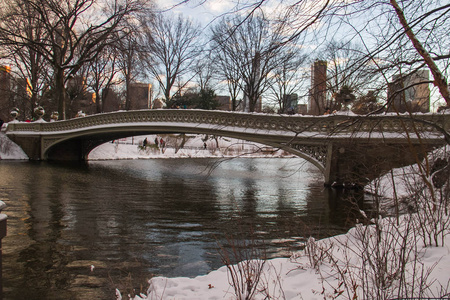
[{"xmin": 5, "ymin": 109, "xmax": 450, "ymax": 186}]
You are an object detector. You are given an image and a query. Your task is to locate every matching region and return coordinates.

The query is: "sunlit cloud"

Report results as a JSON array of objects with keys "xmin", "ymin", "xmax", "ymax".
[{"xmin": 204, "ymin": 0, "xmax": 235, "ymax": 13}]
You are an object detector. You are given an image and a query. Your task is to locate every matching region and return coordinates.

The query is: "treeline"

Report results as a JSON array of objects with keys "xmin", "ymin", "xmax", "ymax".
[{"xmin": 0, "ymin": 0, "xmax": 448, "ymax": 121}]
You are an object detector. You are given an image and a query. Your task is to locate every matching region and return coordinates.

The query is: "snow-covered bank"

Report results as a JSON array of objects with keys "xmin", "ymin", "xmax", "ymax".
[
  {"xmin": 127, "ymin": 213, "xmax": 450, "ymax": 300},
  {"xmin": 365, "ymin": 145, "xmax": 450, "ymax": 212},
  {"xmin": 0, "ymin": 132, "xmax": 28, "ymax": 160},
  {"xmin": 89, "ymin": 134, "xmax": 293, "ymax": 160}
]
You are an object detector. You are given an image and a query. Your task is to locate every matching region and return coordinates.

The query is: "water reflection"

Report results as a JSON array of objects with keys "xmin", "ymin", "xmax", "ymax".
[{"xmin": 0, "ymin": 158, "xmax": 359, "ymax": 299}]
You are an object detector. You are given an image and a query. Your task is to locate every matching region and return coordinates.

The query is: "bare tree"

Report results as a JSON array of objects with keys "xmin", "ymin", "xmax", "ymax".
[
  {"xmin": 193, "ymin": 51, "xmax": 215, "ymax": 92},
  {"xmin": 142, "ymin": 13, "xmax": 201, "ymax": 103},
  {"xmin": 332, "ymin": 0, "xmax": 450, "ymax": 110},
  {"xmin": 115, "ymin": 25, "xmax": 146, "ymax": 111},
  {"xmin": 211, "ymin": 13, "xmax": 288, "ymax": 112},
  {"xmin": 87, "ymin": 45, "xmax": 120, "ymax": 113},
  {"xmin": 316, "ymin": 40, "xmax": 377, "ymax": 111},
  {"xmin": 0, "ymin": 0, "xmax": 147, "ymax": 119},
  {"xmin": 0, "ymin": 0, "xmax": 50, "ymax": 120},
  {"xmin": 267, "ymin": 46, "xmax": 307, "ymax": 113},
  {"xmin": 210, "ymin": 43, "xmax": 243, "ymax": 111},
  {"xmin": 388, "ymin": 0, "xmax": 450, "ymax": 106},
  {"xmin": 205, "ymin": 0, "xmax": 449, "ymax": 111}
]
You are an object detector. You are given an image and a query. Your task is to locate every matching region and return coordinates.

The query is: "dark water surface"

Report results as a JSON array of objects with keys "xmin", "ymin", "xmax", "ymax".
[{"xmin": 0, "ymin": 158, "xmax": 359, "ymax": 299}]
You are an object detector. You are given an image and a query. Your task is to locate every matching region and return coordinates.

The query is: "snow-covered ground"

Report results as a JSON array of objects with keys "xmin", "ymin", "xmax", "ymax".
[
  {"xmin": 1, "ymin": 131, "xmax": 449, "ymax": 300},
  {"xmin": 130, "ymin": 215, "xmax": 450, "ymax": 300},
  {"xmin": 0, "ymin": 130, "xmax": 28, "ymax": 160},
  {"xmin": 89, "ymin": 134, "xmax": 293, "ymax": 160}
]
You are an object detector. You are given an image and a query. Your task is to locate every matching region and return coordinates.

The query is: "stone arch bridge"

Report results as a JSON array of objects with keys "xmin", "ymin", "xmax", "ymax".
[{"xmin": 5, "ymin": 109, "xmax": 449, "ymax": 186}]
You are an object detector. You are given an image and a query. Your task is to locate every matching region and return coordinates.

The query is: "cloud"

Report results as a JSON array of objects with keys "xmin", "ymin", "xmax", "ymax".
[
  {"xmin": 205, "ymin": 0, "xmax": 235, "ymax": 13},
  {"xmin": 154, "ymin": 0, "xmax": 229, "ymax": 26}
]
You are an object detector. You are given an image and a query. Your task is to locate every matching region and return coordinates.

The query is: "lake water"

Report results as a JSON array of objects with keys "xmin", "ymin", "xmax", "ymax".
[{"xmin": 0, "ymin": 158, "xmax": 362, "ymax": 299}]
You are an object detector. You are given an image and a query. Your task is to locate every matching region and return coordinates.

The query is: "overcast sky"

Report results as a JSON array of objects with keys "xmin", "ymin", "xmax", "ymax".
[{"xmin": 155, "ymin": 0, "xmax": 236, "ymax": 28}]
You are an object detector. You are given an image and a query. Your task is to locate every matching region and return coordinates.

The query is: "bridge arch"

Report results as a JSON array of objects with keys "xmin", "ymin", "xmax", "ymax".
[{"xmin": 42, "ymin": 122, "xmax": 327, "ymax": 175}]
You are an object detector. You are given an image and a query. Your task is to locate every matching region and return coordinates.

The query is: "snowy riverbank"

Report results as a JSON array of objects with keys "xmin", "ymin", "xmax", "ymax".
[
  {"xmin": 0, "ymin": 131, "xmax": 28, "ymax": 160},
  {"xmin": 130, "ymin": 214, "xmax": 450, "ymax": 300},
  {"xmin": 89, "ymin": 134, "xmax": 293, "ymax": 160}
]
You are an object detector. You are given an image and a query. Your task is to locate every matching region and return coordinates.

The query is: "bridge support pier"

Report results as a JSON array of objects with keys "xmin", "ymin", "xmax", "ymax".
[
  {"xmin": 325, "ymin": 141, "xmax": 432, "ymax": 187},
  {"xmin": 7, "ymin": 135, "xmax": 99, "ymax": 161},
  {"xmin": 7, "ymin": 135, "xmax": 42, "ymax": 160}
]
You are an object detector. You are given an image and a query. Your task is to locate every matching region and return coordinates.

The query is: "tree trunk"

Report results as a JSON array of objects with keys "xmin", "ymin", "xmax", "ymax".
[
  {"xmin": 95, "ymin": 90, "xmax": 102, "ymax": 113},
  {"xmin": 55, "ymin": 69, "xmax": 67, "ymax": 120},
  {"xmin": 125, "ymin": 75, "xmax": 131, "ymax": 111}
]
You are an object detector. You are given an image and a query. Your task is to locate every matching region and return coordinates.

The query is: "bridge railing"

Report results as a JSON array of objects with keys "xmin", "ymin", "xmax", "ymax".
[{"xmin": 5, "ymin": 109, "xmax": 450, "ymax": 137}]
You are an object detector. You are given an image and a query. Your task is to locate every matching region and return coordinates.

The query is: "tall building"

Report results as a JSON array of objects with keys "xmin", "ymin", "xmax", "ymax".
[
  {"xmin": 129, "ymin": 83, "xmax": 152, "ymax": 110},
  {"xmin": 67, "ymin": 76, "xmax": 95, "ymax": 116},
  {"xmin": 15, "ymin": 78, "xmax": 33, "ymax": 120},
  {"xmin": 238, "ymin": 94, "xmax": 262, "ymax": 112},
  {"xmin": 0, "ymin": 66, "xmax": 12, "ymax": 122},
  {"xmin": 102, "ymin": 87, "xmax": 121, "ymax": 112},
  {"xmin": 215, "ymin": 96, "xmax": 231, "ymax": 111},
  {"xmin": 283, "ymin": 93, "xmax": 298, "ymax": 114},
  {"xmin": 151, "ymin": 98, "xmax": 165, "ymax": 109},
  {"xmin": 255, "ymin": 96, "xmax": 262, "ymax": 112},
  {"xmin": 308, "ymin": 60, "xmax": 327, "ymax": 115},
  {"xmin": 387, "ymin": 70, "xmax": 430, "ymax": 113},
  {"xmin": 67, "ymin": 75, "xmax": 87, "ymax": 92},
  {"xmin": 297, "ymin": 104, "xmax": 307, "ymax": 115},
  {"xmin": 15, "ymin": 78, "xmax": 32, "ymax": 98}
]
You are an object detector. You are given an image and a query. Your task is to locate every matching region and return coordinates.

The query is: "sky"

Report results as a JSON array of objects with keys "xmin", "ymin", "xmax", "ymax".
[
  {"xmin": 153, "ymin": 0, "xmax": 322, "ymax": 33},
  {"xmin": 155, "ymin": 0, "xmax": 236, "ymax": 27}
]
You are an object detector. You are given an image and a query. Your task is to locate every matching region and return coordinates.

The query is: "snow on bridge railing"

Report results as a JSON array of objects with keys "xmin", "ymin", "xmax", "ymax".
[{"xmin": 5, "ymin": 109, "xmax": 450, "ymax": 137}]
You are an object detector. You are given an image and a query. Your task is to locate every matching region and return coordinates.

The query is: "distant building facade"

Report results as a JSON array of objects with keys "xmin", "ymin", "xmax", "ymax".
[
  {"xmin": 0, "ymin": 66, "xmax": 12, "ymax": 122},
  {"xmin": 239, "ymin": 94, "xmax": 262, "ymax": 112},
  {"xmin": 297, "ymin": 104, "xmax": 307, "ymax": 115},
  {"xmin": 241, "ymin": 52, "xmax": 262, "ymax": 113},
  {"xmin": 128, "ymin": 83, "xmax": 152, "ymax": 110},
  {"xmin": 102, "ymin": 88, "xmax": 121, "ymax": 112},
  {"xmin": 0, "ymin": 66, "xmax": 35, "ymax": 121},
  {"xmin": 151, "ymin": 98, "xmax": 164, "ymax": 109},
  {"xmin": 67, "ymin": 76, "xmax": 95, "ymax": 116},
  {"xmin": 308, "ymin": 60, "xmax": 328, "ymax": 115},
  {"xmin": 387, "ymin": 70, "xmax": 430, "ymax": 113},
  {"xmin": 215, "ymin": 96, "xmax": 231, "ymax": 111},
  {"xmin": 14, "ymin": 78, "xmax": 32, "ymax": 119},
  {"xmin": 283, "ymin": 93, "xmax": 298, "ymax": 114}
]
